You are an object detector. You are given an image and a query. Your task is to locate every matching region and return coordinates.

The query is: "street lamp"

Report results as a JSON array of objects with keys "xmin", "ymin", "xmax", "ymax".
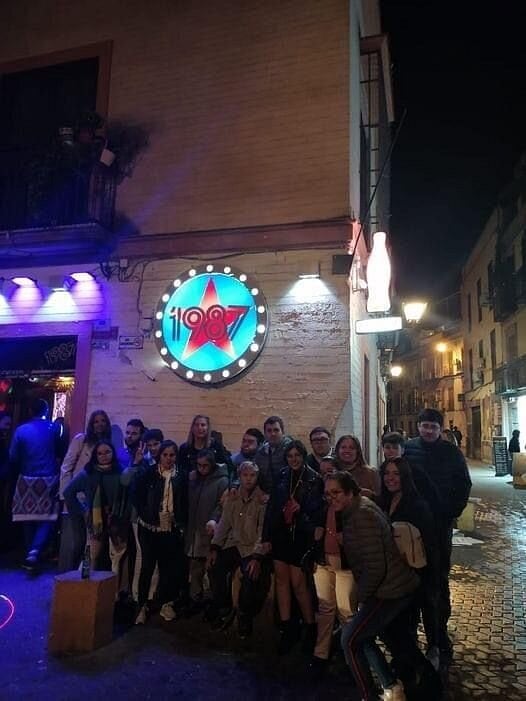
[
  {"xmin": 436, "ymin": 342, "xmax": 447, "ymax": 353},
  {"xmin": 403, "ymin": 301, "xmax": 427, "ymax": 323},
  {"xmin": 390, "ymin": 365, "xmax": 403, "ymax": 377}
]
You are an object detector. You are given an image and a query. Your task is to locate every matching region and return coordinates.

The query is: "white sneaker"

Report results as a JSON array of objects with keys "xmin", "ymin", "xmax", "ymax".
[
  {"xmin": 135, "ymin": 605, "xmax": 148, "ymax": 625},
  {"xmin": 382, "ymin": 681, "xmax": 406, "ymax": 701},
  {"xmin": 160, "ymin": 601, "xmax": 177, "ymax": 621}
]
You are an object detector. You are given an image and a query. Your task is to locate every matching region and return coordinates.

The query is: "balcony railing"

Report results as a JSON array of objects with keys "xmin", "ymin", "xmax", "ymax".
[
  {"xmin": 494, "ymin": 355, "xmax": 526, "ymax": 394},
  {"xmin": 0, "ymin": 145, "xmax": 116, "ymax": 231}
]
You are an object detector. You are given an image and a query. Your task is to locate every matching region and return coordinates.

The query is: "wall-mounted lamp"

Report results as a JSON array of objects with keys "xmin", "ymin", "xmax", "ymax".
[
  {"xmin": 436, "ymin": 342, "xmax": 448, "ymax": 353},
  {"xmin": 297, "ymin": 263, "xmax": 320, "ymax": 280},
  {"xmin": 390, "ymin": 365, "xmax": 403, "ymax": 377},
  {"xmin": 11, "ymin": 276, "xmax": 37, "ymax": 287},
  {"xmin": 403, "ymin": 301, "xmax": 427, "ymax": 323}
]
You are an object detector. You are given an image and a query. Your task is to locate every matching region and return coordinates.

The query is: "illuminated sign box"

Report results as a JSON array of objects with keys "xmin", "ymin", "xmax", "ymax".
[
  {"xmin": 355, "ymin": 316, "xmax": 403, "ymax": 334},
  {"xmin": 154, "ymin": 264, "xmax": 269, "ymax": 385}
]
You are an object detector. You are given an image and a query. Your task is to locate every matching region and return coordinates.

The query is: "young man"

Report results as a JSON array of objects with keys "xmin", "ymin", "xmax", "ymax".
[
  {"xmin": 207, "ymin": 461, "xmax": 270, "ymax": 638},
  {"xmin": 9, "ymin": 399, "xmax": 61, "ymax": 570},
  {"xmin": 118, "ymin": 418, "xmax": 146, "ymax": 468},
  {"xmin": 231, "ymin": 428, "xmax": 264, "ymax": 468},
  {"xmin": 254, "ymin": 415, "xmax": 293, "ymax": 492},
  {"xmin": 404, "ymin": 409, "xmax": 472, "ymax": 663},
  {"xmin": 306, "ymin": 427, "xmax": 332, "ymax": 472}
]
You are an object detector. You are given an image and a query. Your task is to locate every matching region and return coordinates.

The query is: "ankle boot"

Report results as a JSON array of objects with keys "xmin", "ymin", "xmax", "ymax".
[
  {"xmin": 278, "ymin": 619, "xmax": 300, "ymax": 655},
  {"xmin": 301, "ymin": 622, "xmax": 318, "ymax": 655}
]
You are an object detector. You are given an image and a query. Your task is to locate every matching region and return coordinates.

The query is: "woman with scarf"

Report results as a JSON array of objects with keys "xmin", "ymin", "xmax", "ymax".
[
  {"xmin": 178, "ymin": 415, "xmax": 233, "ymax": 481},
  {"xmin": 58, "ymin": 410, "xmax": 112, "ymax": 572},
  {"xmin": 132, "ymin": 440, "xmax": 188, "ymax": 625},
  {"xmin": 261, "ymin": 439, "xmax": 324, "ymax": 655},
  {"xmin": 63, "ymin": 440, "xmax": 130, "ymax": 581}
]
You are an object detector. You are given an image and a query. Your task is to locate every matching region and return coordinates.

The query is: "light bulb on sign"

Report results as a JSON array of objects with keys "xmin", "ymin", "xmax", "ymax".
[{"xmin": 366, "ymin": 232, "xmax": 391, "ymax": 313}]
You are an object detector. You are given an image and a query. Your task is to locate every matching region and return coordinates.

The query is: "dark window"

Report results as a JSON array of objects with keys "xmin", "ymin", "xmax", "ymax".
[
  {"xmin": 468, "ymin": 348, "xmax": 474, "ymax": 389},
  {"xmin": 505, "ymin": 323, "xmax": 518, "ymax": 362},
  {"xmin": 479, "ymin": 340, "xmax": 484, "ymax": 359},
  {"xmin": 490, "ymin": 329, "xmax": 497, "ymax": 369},
  {"xmin": 467, "ymin": 293, "xmax": 472, "ymax": 333},
  {"xmin": 487, "ymin": 261, "xmax": 494, "ymax": 307},
  {"xmin": 477, "ymin": 279, "xmax": 482, "ymax": 322}
]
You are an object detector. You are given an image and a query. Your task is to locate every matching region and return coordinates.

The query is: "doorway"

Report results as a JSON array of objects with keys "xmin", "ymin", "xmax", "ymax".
[{"xmin": 471, "ymin": 405, "xmax": 482, "ymax": 460}]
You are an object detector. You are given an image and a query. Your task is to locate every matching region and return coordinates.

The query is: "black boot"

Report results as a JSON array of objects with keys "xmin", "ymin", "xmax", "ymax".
[
  {"xmin": 278, "ymin": 619, "xmax": 300, "ymax": 655},
  {"xmin": 301, "ymin": 622, "xmax": 318, "ymax": 655}
]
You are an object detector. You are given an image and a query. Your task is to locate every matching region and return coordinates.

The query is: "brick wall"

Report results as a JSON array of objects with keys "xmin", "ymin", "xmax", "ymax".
[{"xmin": 0, "ymin": 0, "xmax": 352, "ymax": 235}]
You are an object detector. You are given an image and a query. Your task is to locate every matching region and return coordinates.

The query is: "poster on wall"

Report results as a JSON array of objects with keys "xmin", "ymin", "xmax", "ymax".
[{"xmin": 154, "ymin": 264, "xmax": 269, "ymax": 385}]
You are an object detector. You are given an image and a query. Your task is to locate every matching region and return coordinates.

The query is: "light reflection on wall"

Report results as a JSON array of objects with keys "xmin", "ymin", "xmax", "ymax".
[
  {"xmin": 286, "ymin": 277, "xmax": 331, "ymax": 303},
  {"xmin": 0, "ymin": 279, "xmax": 105, "ymax": 323}
]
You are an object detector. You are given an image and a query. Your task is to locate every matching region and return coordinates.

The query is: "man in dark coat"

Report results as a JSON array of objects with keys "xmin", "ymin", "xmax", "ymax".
[{"xmin": 404, "ymin": 408, "xmax": 472, "ymax": 663}]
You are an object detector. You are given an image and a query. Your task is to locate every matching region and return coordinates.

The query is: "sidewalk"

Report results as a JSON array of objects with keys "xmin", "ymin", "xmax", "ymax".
[
  {"xmin": 446, "ymin": 461, "xmax": 526, "ymax": 699},
  {"xmin": 1, "ymin": 461, "xmax": 525, "ymax": 700}
]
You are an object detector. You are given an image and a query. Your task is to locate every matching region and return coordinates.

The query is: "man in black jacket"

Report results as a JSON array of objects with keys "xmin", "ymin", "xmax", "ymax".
[{"xmin": 404, "ymin": 409, "xmax": 472, "ymax": 663}]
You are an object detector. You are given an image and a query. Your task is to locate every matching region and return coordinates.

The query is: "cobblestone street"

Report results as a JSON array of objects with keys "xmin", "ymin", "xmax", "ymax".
[
  {"xmin": 447, "ymin": 462, "xmax": 526, "ymax": 699},
  {"xmin": 1, "ymin": 461, "xmax": 525, "ymax": 700}
]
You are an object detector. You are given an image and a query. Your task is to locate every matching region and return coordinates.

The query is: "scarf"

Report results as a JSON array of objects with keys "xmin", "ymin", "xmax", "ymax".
[{"xmin": 91, "ymin": 467, "xmax": 109, "ymax": 537}]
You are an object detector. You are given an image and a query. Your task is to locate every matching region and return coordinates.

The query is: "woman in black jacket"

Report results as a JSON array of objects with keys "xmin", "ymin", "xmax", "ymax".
[
  {"xmin": 261, "ymin": 439, "xmax": 324, "ymax": 655},
  {"xmin": 379, "ymin": 456, "xmax": 441, "ymax": 672},
  {"xmin": 132, "ymin": 440, "xmax": 188, "ymax": 625},
  {"xmin": 178, "ymin": 415, "xmax": 233, "ymax": 481}
]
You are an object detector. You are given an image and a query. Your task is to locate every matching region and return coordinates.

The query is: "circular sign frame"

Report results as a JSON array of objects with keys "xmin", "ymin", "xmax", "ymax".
[{"xmin": 154, "ymin": 264, "xmax": 269, "ymax": 385}]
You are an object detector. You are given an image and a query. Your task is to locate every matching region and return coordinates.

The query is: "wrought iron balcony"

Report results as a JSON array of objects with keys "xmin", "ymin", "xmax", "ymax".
[
  {"xmin": 494, "ymin": 355, "xmax": 526, "ymax": 394},
  {"xmin": 0, "ymin": 145, "xmax": 116, "ymax": 265}
]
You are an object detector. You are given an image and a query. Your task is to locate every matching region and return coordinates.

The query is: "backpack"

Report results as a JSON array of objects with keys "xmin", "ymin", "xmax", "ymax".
[{"xmin": 391, "ymin": 521, "xmax": 427, "ymax": 569}]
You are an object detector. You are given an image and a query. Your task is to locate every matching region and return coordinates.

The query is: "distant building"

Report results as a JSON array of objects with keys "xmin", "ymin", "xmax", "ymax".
[
  {"xmin": 387, "ymin": 319, "xmax": 465, "ymax": 441},
  {"xmin": 460, "ymin": 155, "xmax": 526, "ymax": 461}
]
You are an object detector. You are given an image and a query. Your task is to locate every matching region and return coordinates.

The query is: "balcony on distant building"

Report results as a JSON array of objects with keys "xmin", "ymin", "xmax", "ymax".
[
  {"xmin": 0, "ymin": 143, "xmax": 116, "ymax": 266},
  {"xmin": 494, "ymin": 354, "xmax": 526, "ymax": 394}
]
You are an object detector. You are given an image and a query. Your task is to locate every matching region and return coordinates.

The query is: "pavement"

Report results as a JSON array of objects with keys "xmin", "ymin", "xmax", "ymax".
[{"xmin": 1, "ymin": 460, "xmax": 525, "ymax": 701}]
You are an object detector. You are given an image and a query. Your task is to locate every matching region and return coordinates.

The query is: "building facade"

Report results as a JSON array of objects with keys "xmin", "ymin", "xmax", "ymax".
[
  {"xmin": 460, "ymin": 157, "xmax": 526, "ymax": 461},
  {"xmin": 0, "ymin": 0, "xmax": 393, "ymax": 459}
]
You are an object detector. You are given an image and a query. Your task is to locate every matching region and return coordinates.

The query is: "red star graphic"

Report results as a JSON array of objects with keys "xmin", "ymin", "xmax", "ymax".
[{"xmin": 176, "ymin": 277, "xmax": 249, "ymax": 360}]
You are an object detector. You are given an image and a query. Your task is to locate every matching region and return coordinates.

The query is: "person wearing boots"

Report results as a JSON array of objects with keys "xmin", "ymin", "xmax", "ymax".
[{"xmin": 261, "ymin": 439, "xmax": 324, "ymax": 655}]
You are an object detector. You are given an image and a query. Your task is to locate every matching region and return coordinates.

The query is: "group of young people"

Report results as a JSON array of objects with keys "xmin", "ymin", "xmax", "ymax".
[{"xmin": 2, "ymin": 403, "xmax": 472, "ymax": 701}]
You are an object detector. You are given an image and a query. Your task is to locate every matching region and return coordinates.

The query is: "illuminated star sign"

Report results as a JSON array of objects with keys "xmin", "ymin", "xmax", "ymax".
[
  {"xmin": 154, "ymin": 264, "xmax": 269, "ymax": 386},
  {"xmin": 170, "ymin": 277, "xmax": 249, "ymax": 360}
]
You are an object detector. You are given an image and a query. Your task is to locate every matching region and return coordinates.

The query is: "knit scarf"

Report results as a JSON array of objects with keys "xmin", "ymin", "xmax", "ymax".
[{"xmin": 91, "ymin": 467, "xmax": 109, "ymax": 537}]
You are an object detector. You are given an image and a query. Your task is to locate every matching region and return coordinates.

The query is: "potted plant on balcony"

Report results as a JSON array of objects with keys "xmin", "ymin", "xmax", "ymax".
[{"xmin": 102, "ymin": 119, "xmax": 149, "ymax": 184}]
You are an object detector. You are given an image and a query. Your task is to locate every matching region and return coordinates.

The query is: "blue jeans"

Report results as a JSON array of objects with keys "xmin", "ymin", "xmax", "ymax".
[{"xmin": 341, "ymin": 595, "xmax": 414, "ymax": 700}]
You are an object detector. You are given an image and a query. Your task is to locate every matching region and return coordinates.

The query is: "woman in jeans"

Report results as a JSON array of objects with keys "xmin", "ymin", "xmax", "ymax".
[
  {"xmin": 334, "ymin": 471, "xmax": 440, "ymax": 701},
  {"xmin": 132, "ymin": 440, "xmax": 187, "ymax": 624}
]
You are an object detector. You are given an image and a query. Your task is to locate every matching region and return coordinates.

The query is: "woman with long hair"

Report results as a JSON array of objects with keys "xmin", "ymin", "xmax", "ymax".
[
  {"xmin": 64, "ymin": 440, "xmax": 129, "ymax": 578},
  {"xmin": 334, "ymin": 434, "xmax": 380, "ymax": 497},
  {"xmin": 58, "ymin": 410, "xmax": 112, "ymax": 571},
  {"xmin": 133, "ymin": 440, "xmax": 188, "ymax": 625},
  {"xmin": 178, "ymin": 415, "xmax": 233, "ymax": 481},
  {"xmin": 379, "ymin": 456, "xmax": 440, "ymax": 672},
  {"xmin": 261, "ymin": 439, "xmax": 324, "ymax": 655}
]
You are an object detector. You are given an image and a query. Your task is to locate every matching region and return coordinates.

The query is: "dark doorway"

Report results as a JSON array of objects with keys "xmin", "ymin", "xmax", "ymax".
[{"xmin": 471, "ymin": 405, "xmax": 482, "ymax": 460}]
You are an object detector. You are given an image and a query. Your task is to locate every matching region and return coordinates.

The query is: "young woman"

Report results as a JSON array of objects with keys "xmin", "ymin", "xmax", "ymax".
[
  {"xmin": 63, "ymin": 440, "xmax": 129, "ymax": 578},
  {"xmin": 334, "ymin": 434, "xmax": 380, "ymax": 497},
  {"xmin": 58, "ymin": 410, "xmax": 112, "ymax": 572},
  {"xmin": 333, "ymin": 471, "xmax": 440, "ymax": 701},
  {"xmin": 379, "ymin": 457, "xmax": 440, "ymax": 671},
  {"xmin": 261, "ymin": 439, "xmax": 324, "ymax": 655},
  {"xmin": 178, "ymin": 415, "xmax": 233, "ymax": 481},
  {"xmin": 132, "ymin": 440, "xmax": 188, "ymax": 625},
  {"xmin": 310, "ymin": 467, "xmax": 357, "ymax": 677},
  {"xmin": 185, "ymin": 449, "xmax": 229, "ymax": 611}
]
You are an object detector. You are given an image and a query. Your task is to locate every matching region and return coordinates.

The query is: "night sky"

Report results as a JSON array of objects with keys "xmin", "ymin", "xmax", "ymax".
[{"xmin": 380, "ymin": 1, "xmax": 526, "ymax": 300}]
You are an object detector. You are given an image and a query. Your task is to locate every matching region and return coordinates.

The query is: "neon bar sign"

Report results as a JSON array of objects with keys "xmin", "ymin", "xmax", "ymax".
[{"xmin": 154, "ymin": 264, "xmax": 269, "ymax": 384}]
